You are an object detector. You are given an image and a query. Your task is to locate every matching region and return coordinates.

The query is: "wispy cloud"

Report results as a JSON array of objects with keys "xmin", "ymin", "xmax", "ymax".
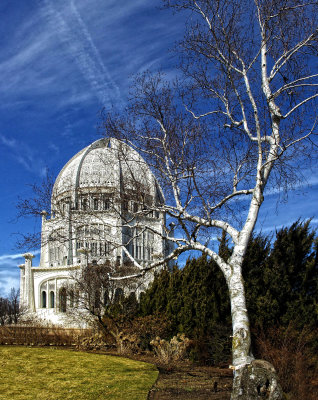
[
  {"xmin": 0, "ymin": 25, "xmax": 57, "ymax": 98},
  {"xmin": 0, "ymin": 134, "xmax": 16, "ymax": 148},
  {"xmin": 0, "ymin": 250, "xmax": 40, "ymax": 297},
  {"xmin": 41, "ymin": 0, "xmax": 122, "ymax": 109},
  {"xmin": 0, "ymin": 250, "xmax": 40, "ymax": 265},
  {"xmin": 264, "ymin": 174, "xmax": 318, "ymax": 197},
  {"xmin": 0, "ymin": 253, "xmax": 24, "ymax": 263},
  {"xmin": 0, "ymin": 134, "xmax": 45, "ymax": 176}
]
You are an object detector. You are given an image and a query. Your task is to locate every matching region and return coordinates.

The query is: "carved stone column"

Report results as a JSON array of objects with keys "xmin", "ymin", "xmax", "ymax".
[{"xmin": 23, "ymin": 253, "xmax": 35, "ymax": 312}]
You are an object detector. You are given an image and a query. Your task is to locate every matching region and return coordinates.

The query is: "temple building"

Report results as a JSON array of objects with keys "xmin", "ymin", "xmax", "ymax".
[{"xmin": 19, "ymin": 138, "xmax": 171, "ymax": 326}]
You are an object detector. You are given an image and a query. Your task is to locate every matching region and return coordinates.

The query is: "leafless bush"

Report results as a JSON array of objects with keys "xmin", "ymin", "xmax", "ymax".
[
  {"xmin": 150, "ymin": 333, "xmax": 191, "ymax": 364},
  {"xmin": 255, "ymin": 325, "xmax": 318, "ymax": 400},
  {"xmin": 115, "ymin": 331, "xmax": 141, "ymax": 355},
  {"xmin": 76, "ymin": 331, "xmax": 114, "ymax": 351}
]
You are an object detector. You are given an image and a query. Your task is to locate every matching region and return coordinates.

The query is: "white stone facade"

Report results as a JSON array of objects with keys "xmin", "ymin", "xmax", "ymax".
[{"xmin": 19, "ymin": 138, "xmax": 170, "ymax": 326}]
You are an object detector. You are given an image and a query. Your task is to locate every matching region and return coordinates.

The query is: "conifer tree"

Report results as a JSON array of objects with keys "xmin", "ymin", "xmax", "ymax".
[
  {"xmin": 140, "ymin": 220, "xmax": 317, "ymax": 337},
  {"xmin": 264, "ymin": 220, "xmax": 317, "ymax": 328},
  {"xmin": 242, "ymin": 220, "xmax": 317, "ymax": 329}
]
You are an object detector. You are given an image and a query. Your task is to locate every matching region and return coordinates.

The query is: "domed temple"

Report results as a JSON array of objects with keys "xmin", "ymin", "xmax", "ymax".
[{"xmin": 19, "ymin": 138, "xmax": 171, "ymax": 326}]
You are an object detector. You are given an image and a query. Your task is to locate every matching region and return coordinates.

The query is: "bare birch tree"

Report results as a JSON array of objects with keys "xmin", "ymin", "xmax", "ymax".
[{"xmin": 103, "ymin": 1, "xmax": 318, "ymax": 398}]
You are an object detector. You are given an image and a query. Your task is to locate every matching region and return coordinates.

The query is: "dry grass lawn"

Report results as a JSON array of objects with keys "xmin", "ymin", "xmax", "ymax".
[{"xmin": 0, "ymin": 346, "xmax": 158, "ymax": 400}]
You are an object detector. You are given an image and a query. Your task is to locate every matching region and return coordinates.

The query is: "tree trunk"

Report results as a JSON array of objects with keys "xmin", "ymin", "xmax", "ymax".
[
  {"xmin": 227, "ymin": 269, "xmax": 253, "ymax": 367},
  {"xmin": 227, "ymin": 270, "xmax": 282, "ymax": 399}
]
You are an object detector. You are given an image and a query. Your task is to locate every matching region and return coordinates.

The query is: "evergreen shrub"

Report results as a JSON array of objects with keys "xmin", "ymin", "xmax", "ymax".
[{"xmin": 138, "ymin": 220, "xmax": 317, "ymax": 367}]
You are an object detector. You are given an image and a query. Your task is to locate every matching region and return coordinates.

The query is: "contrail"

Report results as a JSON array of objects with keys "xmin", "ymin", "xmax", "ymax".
[
  {"xmin": 41, "ymin": 0, "xmax": 123, "ymax": 108},
  {"xmin": 70, "ymin": 0, "xmax": 122, "ymax": 103}
]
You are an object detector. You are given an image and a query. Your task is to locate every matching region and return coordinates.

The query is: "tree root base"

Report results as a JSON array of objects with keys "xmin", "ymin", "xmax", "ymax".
[{"xmin": 232, "ymin": 359, "xmax": 283, "ymax": 400}]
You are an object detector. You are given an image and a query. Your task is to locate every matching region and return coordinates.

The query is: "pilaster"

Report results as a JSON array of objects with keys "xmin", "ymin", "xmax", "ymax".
[{"xmin": 39, "ymin": 210, "xmax": 48, "ymax": 267}]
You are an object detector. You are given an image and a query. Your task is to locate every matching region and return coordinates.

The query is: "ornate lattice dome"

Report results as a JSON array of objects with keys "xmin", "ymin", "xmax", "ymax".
[
  {"xmin": 52, "ymin": 138, "xmax": 161, "ymax": 209},
  {"xmin": 19, "ymin": 138, "xmax": 169, "ymax": 329}
]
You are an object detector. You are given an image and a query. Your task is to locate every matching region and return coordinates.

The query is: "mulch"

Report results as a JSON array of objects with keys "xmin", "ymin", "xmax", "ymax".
[{"xmin": 147, "ymin": 364, "xmax": 233, "ymax": 400}]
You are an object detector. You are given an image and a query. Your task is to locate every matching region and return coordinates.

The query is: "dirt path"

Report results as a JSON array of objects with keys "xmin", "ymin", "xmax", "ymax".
[{"xmin": 148, "ymin": 365, "xmax": 233, "ymax": 400}]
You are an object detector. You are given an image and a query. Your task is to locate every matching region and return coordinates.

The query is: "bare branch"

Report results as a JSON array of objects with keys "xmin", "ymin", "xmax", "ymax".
[
  {"xmin": 184, "ymin": 104, "xmax": 227, "ymax": 119},
  {"xmin": 283, "ymin": 94, "xmax": 318, "ymax": 119},
  {"xmin": 269, "ymin": 32, "xmax": 317, "ymax": 82}
]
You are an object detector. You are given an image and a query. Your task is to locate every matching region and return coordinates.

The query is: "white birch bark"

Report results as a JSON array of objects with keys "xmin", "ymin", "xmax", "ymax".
[{"xmin": 227, "ymin": 267, "xmax": 252, "ymax": 367}]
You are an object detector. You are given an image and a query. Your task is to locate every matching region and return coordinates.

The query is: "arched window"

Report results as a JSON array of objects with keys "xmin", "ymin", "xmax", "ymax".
[
  {"xmin": 114, "ymin": 288, "xmax": 124, "ymax": 303},
  {"xmin": 59, "ymin": 288, "xmax": 67, "ymax": 313},
  {"xmin": 69, "ymin": 290, "xmax": 74, "ymax": 308},
  {"xmin": 93, "ymin": 198, "xmax": 99, "ymax": 210},
  {"xmin": 50, "ymin": 291, "xmax": 55, "ymax": 308},
  {"xmin": 128, "ymin": 291, "xmax": 137, "ymax": 302},
  {"xmin": 103, "ymin": 197, "xmax": 110, "ymax": 210},
  {"xmin": 42, "ymin": 291, "xmax": 47, "ymax": 308},
  {"xmin": 103, "ymin": 289, "xmax": 109, "ymax": 307},
  {"xmin": 82, "ymin": 198, "xmax": 88, "ymax": 210}
]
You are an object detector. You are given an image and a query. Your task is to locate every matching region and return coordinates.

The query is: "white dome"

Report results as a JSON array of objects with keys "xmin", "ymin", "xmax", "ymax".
[{"xmin": 52, "ymin": 138, "xmax": 161, "ymax": 207}]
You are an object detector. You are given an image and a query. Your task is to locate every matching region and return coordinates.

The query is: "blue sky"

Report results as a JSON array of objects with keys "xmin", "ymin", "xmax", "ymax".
[{"xmin": 0, "ymin": 0, "xmax": 317, "ymax": 297}]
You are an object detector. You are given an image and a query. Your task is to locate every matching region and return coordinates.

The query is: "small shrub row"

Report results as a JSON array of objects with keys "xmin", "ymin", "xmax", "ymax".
[{"xmin": 0, "ymin": 325, "xmax": 92, "ymax": 347}]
